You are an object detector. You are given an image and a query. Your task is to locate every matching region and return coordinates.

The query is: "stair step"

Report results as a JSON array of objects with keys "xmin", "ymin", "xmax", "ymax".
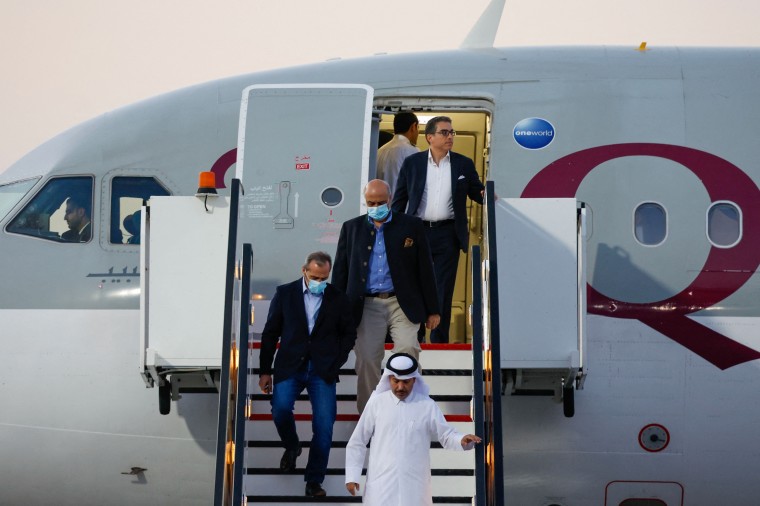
[
  {"xmin": 244, "ymin": 474, "xmax": 475, "ymax": 497},
  {"xmin": 255, "ymin": 399, "xmax": 471, "ymax": 416},
  {"xmin": 245, "ymin": 496, "xmax": 472, "ymax": 504},
  {"xmin": 248, "ymin": 346, "xmax": 474, "ymax": 371},
  {"xmin": 248, "ymin": 413, "xmax": 472, "ymax": 423},
  {"xmin": 245, "ymin": 419, "xmax": 475, "ymax": 442},
  {"xmin": 249, "ymin": 394, "xmax": 472, "ymax": 416},
  {"xmin": 245, "ymin": 446, "xmax": 476, "ymax": 470},
  {"xmin": 247, "ymin": 469, "xmax": 473, "ymax": 476},
  {"xmin": 248, "ymin": 375, "xmax": 473, "ymax": 396},
  {"xmin": 249, "ymin": 368, "xmax": 474, "ymax": 376}
]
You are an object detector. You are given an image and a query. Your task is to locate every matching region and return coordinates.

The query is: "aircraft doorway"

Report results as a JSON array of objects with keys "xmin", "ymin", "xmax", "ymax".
[{"xmin": 373, "ymin": 103, "xmax": 492, "ymax": 344}]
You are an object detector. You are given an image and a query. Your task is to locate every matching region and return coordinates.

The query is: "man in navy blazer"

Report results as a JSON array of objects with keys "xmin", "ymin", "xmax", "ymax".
[
  {"xmin": 259, "ymin": 251, "xmax": 357, "ymax": 497},
  {"xmin": 333, "ymin": 179, "xmax": 440, "ymax": 412},
  {"xmin": 392, "ymin": 116, "xmax": 485, "ymax": 343}
]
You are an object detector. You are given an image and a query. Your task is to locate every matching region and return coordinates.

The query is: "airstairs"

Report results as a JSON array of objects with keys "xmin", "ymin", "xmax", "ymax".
[
  {"xmin": 244, "ymin": 344, "xmax": 478, "ymax": 504},
  {"xmin": 139, "ymin": 182, "xmax": 585, "ymax": 505}
]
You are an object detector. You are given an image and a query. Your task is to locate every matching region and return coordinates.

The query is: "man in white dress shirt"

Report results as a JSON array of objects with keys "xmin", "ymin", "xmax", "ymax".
[
  {"xmin": 392, "ymin": 116, "xmax": 485, "ymax": 343},
  {"xmin": 344, "ymin": 353, "xmax": 481, "ymax": 505},
  {"xmin": 376, "ymin": 112, "xmax": 419, "ymax": 194}
]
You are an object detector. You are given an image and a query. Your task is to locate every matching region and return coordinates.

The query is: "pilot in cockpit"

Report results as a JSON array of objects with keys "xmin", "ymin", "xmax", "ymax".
[{"xmin": 61, "ymin": 195, "xmax": 92, "ymax": 242}]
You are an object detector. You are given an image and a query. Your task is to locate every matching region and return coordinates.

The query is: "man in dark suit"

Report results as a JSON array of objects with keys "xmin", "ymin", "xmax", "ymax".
[
  {"xmin": 61, "ymin": 195, "xmax": 92, "ymax": 242},
  {"xmin": 258, "ymin": 251, "xmax": 357, "ymax": 498},
  {"xmin": 333, "ymin": 179, "xmax": 440, "ymax": 412},
  {"xmin": 392, "ymin": 116, "xmax": 485, "ymax": 343}
]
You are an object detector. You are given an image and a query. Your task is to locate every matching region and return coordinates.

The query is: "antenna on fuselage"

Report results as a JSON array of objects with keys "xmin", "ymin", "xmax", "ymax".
[{"xmin": 460, "ymin": 0, "xmax": 506, "ymax": 49}]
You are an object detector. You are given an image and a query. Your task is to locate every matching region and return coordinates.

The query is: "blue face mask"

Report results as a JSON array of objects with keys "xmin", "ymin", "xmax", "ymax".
[
  {"xmin": 307, "ymin": 278, "xmax": 327, "ymax": 295},
  {"xmin": 367, "ymin": 203, "xmax": 390, "ymax": 221}
]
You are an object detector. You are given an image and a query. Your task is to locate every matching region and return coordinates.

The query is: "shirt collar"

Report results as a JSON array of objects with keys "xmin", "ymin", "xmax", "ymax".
[
  {"xmin": 390, "ymin": 389, "xmax": 416, "ymax": 404},
  {"xmin": 395, "ymin": 134, "xmax": 412, "ymax": 146},
  {"xmin": 427, "ymin": 149, "xmax": 451, "ymax": 164}
]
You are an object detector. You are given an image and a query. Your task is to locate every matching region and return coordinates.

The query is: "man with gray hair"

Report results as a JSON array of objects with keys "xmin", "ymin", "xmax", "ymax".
[
  {"xmin": 344, "ymin": 352, "xmax": 481, "ymax": 504},
  {"xmin": 332, "ymin": 179, "xmax": 440, "ymax": 413},
  {"xmin": 259, "ymin": 251, "xmax": 357, "ymax": 497}
]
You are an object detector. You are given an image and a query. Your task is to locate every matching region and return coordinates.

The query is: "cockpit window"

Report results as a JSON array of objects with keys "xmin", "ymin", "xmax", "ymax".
[
  {"xmin": 6, "ymin": 177, "xmax": 93, "ymax": 242},
  {"xmin": 0, "ymin": 178, "xmax": 39, "ymax": 221},
  {"xmin": 110, "ymin": 176, "xmax": 170, "ymax": 244}
]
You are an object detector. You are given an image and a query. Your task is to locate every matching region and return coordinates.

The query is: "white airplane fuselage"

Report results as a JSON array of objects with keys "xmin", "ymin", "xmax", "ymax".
[{"xmin": 1, "ymin": 46, "xmax": 760, "ymax": 505}]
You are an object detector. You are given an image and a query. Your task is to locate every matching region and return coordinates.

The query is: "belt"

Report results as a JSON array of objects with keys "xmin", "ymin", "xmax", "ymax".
[
  {"xmin": 365, "ymin": 292, "xmax": 396, "ymax": 299},
  {"xmin": 422, "ymin": 219, "xmax": 454, "ymax": 228}
]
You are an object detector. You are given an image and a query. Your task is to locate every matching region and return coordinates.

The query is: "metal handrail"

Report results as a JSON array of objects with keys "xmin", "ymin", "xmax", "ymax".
[
  {"xmin": 213, "ymin": 179, "xmax": 242, "ymax": 506},
  {"xmin": 484, "ymin": 181, "xmax": 505, "ymax": 506},
  {"xmin": 470, "ymin": 245, "xmax": 487, "ymax": 506},
  {"xmin": 231, "ymin": 243, "xmax": 253, "ymax": 504}
]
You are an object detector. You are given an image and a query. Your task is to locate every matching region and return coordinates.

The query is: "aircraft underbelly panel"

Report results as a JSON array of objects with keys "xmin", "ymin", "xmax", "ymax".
[{"xmin": 0, "ymin": 308, "xmax": 216, "ymax": 506}]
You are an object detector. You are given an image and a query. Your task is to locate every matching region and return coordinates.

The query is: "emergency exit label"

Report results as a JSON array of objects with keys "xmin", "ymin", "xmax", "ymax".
[{"xmin": 295, "ymin": 155, "xmax": 311, "ymax": 170}]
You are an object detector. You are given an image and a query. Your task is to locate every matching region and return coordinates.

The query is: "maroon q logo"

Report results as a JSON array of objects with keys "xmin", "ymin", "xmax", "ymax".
[
  {"xmin": 209, "ymin": 148, "xmax": 238, "ymax": 189},
  {"xmin": 523, "ymin": 143, "xmax": 760, "ymax": 369}
]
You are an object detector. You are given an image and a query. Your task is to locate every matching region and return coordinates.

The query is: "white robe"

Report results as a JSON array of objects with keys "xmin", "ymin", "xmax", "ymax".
[{"xmin": 345, "ymin": 389, "xmax": 467, "ymax": 505}]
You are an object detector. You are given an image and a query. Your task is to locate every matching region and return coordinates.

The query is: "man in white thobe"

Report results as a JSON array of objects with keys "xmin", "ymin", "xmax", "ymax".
[{"xmin": 345, "ymin": 353, "xmax": 481, "ymax": 505}]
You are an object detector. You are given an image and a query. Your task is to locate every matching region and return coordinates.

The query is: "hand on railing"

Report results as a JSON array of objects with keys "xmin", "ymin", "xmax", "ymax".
[{"xmin": 460, "ymin": 434, "xmax": 482, "ymax": 450}]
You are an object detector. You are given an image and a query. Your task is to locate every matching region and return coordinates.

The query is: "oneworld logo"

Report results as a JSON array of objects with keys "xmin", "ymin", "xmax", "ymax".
[{"xmin": 513, "ymin": 118, "xmax": 555, "ymax": 150}]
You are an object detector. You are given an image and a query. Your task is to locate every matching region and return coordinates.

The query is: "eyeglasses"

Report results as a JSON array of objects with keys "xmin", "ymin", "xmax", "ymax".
[{"xmin": 435, "ymin": 129, "xmax": 456, "ymax": 137}]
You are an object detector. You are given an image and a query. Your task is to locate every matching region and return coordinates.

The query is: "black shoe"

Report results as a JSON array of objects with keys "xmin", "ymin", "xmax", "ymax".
[
  {"xmin": 279, "ymin": 447, "xmax": 302, "ymax": 472},
  {"xmin": 305, "ymin": 482, "xmax": 327, "ymax": 497}
]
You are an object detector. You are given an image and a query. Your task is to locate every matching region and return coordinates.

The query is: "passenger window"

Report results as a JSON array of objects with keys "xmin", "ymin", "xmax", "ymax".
[
  {"xmin": 6, "ymin": 176, "xmax": 93, "ymax": 242},
  {"xmin": 634, "ymin": 202, "xmax": 666, "ymax": 246},
  {"xmin": 110, "ymin": 176, "xmax": 170, "ymax": 244},
  {"xmin": 707, "ymin": 202, "xmax": 741, "ymax": 248}
]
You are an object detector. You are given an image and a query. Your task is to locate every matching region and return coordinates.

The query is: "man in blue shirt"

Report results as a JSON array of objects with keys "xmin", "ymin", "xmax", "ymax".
[
  {"xmin": 333, "ymin": 179, "xmax": 440, "ymax": 412},
  {"xmin": 259, "ymin": 251, "xmax": 357, "ymax": 497}
]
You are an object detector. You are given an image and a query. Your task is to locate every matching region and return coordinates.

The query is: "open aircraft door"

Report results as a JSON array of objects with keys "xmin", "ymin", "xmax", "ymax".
[{"xmin": 235, "ymin": 84, "xmax": 373, "ymax": 328}]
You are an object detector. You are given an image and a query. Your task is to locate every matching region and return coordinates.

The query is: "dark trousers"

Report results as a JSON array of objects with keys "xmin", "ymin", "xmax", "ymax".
[
  {"xmin": 271, "ymin": 365, "xmax": 336, "ymax": 484},
  {"xmin": 424, "ymin": 222, "xmax": 460, "ymax": 343}
]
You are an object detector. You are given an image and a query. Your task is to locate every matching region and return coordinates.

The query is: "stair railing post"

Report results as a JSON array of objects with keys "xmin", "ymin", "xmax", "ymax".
[
  {"xmin": 483, "ymin": 181, "xmax": 505, "ymax": 506},
  {"xmin": 213, "ymin": 178, "xmax": 242, "ymax": 506},
  {"xmin": 471, "ymin": 245, "xmax": 487, "ymax": 506},
  {"xmin": 231, "ymin": 243, "xmax": 253, "ymax": 504}
]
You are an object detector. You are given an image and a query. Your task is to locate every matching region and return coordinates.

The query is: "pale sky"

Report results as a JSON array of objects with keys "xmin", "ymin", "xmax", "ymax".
[{"xmin": 1, "ymin": 0, "xmax": 758, "ymax": 173}]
